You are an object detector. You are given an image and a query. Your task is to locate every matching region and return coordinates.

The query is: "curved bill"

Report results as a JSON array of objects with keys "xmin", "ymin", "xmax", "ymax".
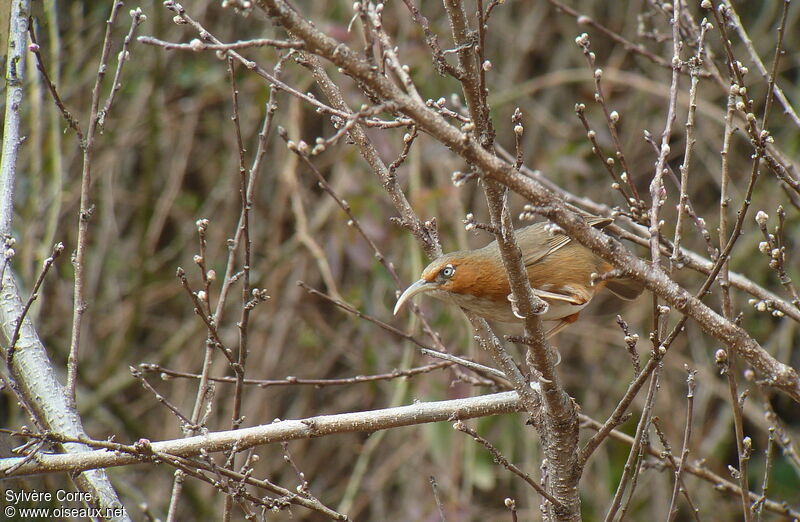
[{"xmin": 393, "ymin": 279, "xmax": 437, "ymax": 315}]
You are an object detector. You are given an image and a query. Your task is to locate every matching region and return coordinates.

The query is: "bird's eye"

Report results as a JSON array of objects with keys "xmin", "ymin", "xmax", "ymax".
[{"xmin": 441, "ymin": 265, "xmax": 455, "ymax": 278}]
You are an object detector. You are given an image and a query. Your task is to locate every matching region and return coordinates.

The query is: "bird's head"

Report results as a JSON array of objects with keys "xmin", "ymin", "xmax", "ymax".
[
  {"xmin": 392, "ymin": 254, "xmax": 464, "ymax": 316},
  {"xmin": 394, "ymin": 251, "xmax": 502, "ymax": 315}
]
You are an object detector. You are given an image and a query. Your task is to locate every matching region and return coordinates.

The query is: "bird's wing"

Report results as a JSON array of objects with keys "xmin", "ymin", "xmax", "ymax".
[
  {"xmin": 533, "ymin": 282, "xmax": 594, "ymax": 305},
  {"xmin": 532, "ymin": 288, "xmax": 586, "ymax": 305},
  {"xmin": 518, "ymin": 223, "xmax": 567, "ymax": 266},
  {"xmin": 520, "ymin": 217, "xmax": 612, "ymax": 267}
]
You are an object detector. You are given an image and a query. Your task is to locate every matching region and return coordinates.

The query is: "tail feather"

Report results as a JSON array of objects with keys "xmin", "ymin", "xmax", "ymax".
[{"xmin": 605, "ymin": 278, "xmax": 645, "ymax": 301}]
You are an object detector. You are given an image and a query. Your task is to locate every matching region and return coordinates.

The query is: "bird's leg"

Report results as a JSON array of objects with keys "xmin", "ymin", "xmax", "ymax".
[
  {"xmin": 507, "ymin": 292, "xmax": 525, "ymax": 319},
  {"xmin": 508, "ymin": 292, "xmax": 551, "ymax": 319}
]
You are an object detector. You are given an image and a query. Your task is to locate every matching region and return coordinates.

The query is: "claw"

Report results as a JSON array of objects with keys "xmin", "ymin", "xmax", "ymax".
[{"xmin": 507, "ymin": 292, "xmax": 549, "ymax": 318}]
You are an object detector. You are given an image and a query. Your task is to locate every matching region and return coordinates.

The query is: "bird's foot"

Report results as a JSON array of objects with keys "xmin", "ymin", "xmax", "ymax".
[{"xmin": 507, "ymin": 292, "xmax": 549, "ymax": 318}]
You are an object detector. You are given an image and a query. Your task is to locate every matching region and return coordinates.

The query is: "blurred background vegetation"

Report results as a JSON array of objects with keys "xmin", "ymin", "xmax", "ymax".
[{"xmin": 2, "ymin": 0, "xmax": 799, "ymax": 519}]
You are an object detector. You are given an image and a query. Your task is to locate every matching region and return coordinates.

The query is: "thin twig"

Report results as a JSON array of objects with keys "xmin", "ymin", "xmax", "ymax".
[
  {"xmin": 222, "ymin": 55, "xmax": 250, "ymax": 522},
  {"xmin": 175, "ymin": 266, "xmax": 236, "ymax": 365},
  {"xmin": 762, "ymin": 399, "xmax": 800, "ymax": 474},
  {"xmin": 138, "ymin": 361, "xmax": 456, "ymax": 388},
  {"xmin": 706, "ymin": 1, "xmax": 800, "ymax": 196},
  {"xmin": 137, "ymin": 35, "xmax": 304, "ymax": 51},
  {"xmin": 429, "ymin": 476, "xmax": 447, "ymax": 522},
  {"xmin": 574, "ymin": 102, "xmax": 636, "ymax": 212},
  {"xmin": 419, "ymin": 349, "xmax": 506, "ymax": 382},
  {"xmin": 651, "ymin": 418, "xmax": 701, "ymax": 522},
  {"xmin": 582, "ymin": 417, "xmax": 800, "ymax": 520},
  {"xmin": 154, "ymin": 1, "xmax": 408, "ymax": 130},
  {"xmin": 667, "ymin": 368, "xmax": 697, "ymax": 521},
  {"xmin": 606, "ymin": 359, "xmax": 662, "ymax": 521},
  {"xmin": 130, "ymin": 366, "xmax": 200, "ymax": 431},
  {"xmin": 27, "ymin": 23, "xmax": 83, "ymax": 141},
  {"xmin": 297, "ymin": 281, "xmax": 504, "ymax": 385},
  {"xmin": 721, "ymin": 0, "xmax": 800, "ymax": 129},
  {"xmin": 5, "ymin": 243, "xmax": 63, "ymax": 367},
  {"xmin": 454, "ymin": 421, "xmax": 564, "ymax": 510},
  {"xmin": 66, "ymin": 0, "xmax": 128, "ymax": 404},
  {"xmin": 755, "ymin": 208, "xmax": 800, "ymax": 310},
  {"xmin": 671, "ymin": 19, "xmax": 709, "ymax": 269},
  {"xmin": 97, "ymin": 8, "xmax": 145, "ymax": 131},
  {"xmin": 575, "ymin": 33, "xmax": 641, "ymax": 204},
  {"xmin": 579, "ymin": 356, "xmax": 657, "ymax": 466},
  {"xmin": 543, "ymin": 0, "xmax": 683, "ymax": 72},
  {"xmin": 752, "ymin": 426, "xmax": 775, "ymax": 520}
]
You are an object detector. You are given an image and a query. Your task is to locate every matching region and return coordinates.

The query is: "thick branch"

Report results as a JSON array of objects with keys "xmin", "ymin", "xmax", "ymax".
[{"xmin": 0, "ymin": 391, "xmax": 524, "ymax": 477}]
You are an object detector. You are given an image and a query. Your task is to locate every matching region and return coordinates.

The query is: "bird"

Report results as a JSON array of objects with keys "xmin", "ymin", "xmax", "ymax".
[{"xmin": 393, "ymin": 217, "xmax": 644, "ymax": 338}]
